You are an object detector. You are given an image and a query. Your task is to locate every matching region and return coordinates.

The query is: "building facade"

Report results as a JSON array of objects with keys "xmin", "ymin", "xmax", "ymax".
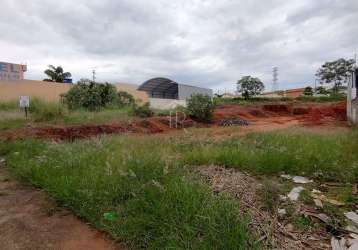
[{"xmin": 0, "ymin": 62, "xmax": 27, "ymax": 81}]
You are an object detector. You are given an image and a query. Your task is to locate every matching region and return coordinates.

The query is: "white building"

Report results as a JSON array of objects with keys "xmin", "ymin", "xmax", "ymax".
[{"xmin": 347, "ymin": 69, "xmax": 358, "ymax": 124}]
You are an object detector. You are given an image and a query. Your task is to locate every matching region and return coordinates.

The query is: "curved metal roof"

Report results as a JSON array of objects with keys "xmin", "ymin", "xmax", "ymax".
[{"xmin": 138, "ymin": 77, "xmax": 179, "ymax": 99}]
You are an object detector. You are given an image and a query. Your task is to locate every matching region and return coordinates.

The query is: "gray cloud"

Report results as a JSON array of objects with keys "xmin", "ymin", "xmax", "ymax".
[{"xmin": 0, "ymin": 0, "xmax": 357, "ymax": 92}]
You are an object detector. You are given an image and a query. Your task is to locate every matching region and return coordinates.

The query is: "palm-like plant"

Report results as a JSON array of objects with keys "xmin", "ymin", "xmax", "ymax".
[{"xmin": 43, "ymin": 65, "xmax": 72, "ymax": 82}]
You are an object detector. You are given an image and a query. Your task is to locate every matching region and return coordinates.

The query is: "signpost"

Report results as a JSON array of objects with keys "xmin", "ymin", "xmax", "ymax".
[{"xmin": 19, "ymin": 96, "xmax": 30, "ymax": 118}]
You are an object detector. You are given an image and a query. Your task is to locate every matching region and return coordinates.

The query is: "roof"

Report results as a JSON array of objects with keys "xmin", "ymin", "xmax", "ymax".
[{"xmin": 138, "ymin": 77, "xmax": 178, "ymax": 95}]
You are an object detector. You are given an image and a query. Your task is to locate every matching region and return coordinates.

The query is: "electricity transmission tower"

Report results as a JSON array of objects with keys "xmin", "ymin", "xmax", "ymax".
[
  {"xmin": 272, "ymin": 67, "xmax": 279, "ymax": 91},
  {"xmin": 92, "ymin": 69, "xmax": 96, "ymax": 82}
]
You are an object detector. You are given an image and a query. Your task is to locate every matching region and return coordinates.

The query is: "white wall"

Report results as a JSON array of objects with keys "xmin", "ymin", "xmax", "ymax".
[
  {"xmin": 178, "ymin": 84, "xmax": 213, "ymax": 100},
  {"xmin": 149, "ymin": 98, "xmax": 186, "ymax": 110}
]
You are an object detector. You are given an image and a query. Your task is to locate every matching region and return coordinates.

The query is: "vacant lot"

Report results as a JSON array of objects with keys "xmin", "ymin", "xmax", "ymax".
[{"xmin": 0, "ymin": 99, "xmax": 357, "ymax": 249}]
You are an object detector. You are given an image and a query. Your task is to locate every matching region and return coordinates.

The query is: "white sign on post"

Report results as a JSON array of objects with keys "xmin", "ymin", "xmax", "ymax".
[{"xmin": 19, "ymin": 96, "xmax": 30, "ymax": 108}]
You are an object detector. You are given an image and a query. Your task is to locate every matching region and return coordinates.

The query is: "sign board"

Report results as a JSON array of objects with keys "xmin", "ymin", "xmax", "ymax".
[{"xmin": 19, "ymin": 96, "xmax": 30, "ymax": 108}]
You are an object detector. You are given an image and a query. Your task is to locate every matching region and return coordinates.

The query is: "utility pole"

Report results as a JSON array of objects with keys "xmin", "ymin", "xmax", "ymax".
[
  {"xmin": 272, "ymin": 67, "xmax": 278, "ymax": 92},
  {"xmin": 92, "ymin": 69, "xmax": 96, "ymax": 82}
]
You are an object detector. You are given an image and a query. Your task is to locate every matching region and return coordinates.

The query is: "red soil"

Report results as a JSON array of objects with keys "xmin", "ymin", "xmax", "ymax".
[{"xmin": 0, "ymin": 101, "xmax": 347, "ymax": 141}]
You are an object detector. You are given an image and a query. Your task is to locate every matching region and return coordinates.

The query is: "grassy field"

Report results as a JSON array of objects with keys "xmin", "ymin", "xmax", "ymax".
[
  {"xmin": 1, "ymin": 127, "xmax": 357, "ymax": 248},
  {"xmin": 0, "ymin": 99, "xmax": 135, "ymax": 130}
]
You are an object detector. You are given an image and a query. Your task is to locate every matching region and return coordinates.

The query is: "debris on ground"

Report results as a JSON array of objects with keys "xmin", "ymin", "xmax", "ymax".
[
  {"xmin": 292, "ymin": 176, "xmax": 313, "ymax": 184},
  {"xmin": 345, "ymin": 212, "xmax": 358, "ymax": 227},
  {"xmin": 278, "ymin": 208, "xmax": 286, "ymax": 216},
  {"xmin": 311, "ymin": 193, "xmax": 345, "ymax": 206},
  {"xmin": 287, "ymin": 186, "xmax": 305, "ymax": 201},
  {"xmin": 280, "ymin": 174, "xmax": 313, "ymax": 184},
  {"xmin": 331, "ymin": 237, "xmax": 347, "ymax": 250},
  {"xmin": 219, "ymin": 117, "xmax": 250, "ymax": 126},
  {"xmin": 314, "ymin": 198, "xmax": 323, "ymax": 208},
  {"xmin": 197, "ymin": 166, "xmax": 331, "ymax": 249}
]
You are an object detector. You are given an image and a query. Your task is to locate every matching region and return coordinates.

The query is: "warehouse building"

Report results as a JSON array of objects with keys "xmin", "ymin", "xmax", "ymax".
[
  {"xmin": 347, "ymin": 69, "xmax": 358, "ymax": 124},
  {"xmin": 138, "ymin": 77, "xmax": 213, "ymax": 109}
]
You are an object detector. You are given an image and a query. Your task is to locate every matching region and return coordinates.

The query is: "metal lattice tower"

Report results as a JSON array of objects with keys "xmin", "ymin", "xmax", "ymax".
[{"xmin": 272, "ymin": 67, "xmax": 278, "ymax": 91}]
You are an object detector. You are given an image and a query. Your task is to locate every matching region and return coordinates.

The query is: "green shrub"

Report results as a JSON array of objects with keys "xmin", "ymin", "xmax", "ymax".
[
  {"xmin": 63, "ymin": 81, "xmax": 117, "ymax": 111},
  {"xmin": 117, "ymin": 91, "xmax": 135, "ymax": 108},
  {"xmin": 131, "ymin": 103, "xmax": 153, "ymax": 118},
  {"xmin": 187, "ymin": 94, "xmax": 214, "ymax": 123},
  {"xmin": 29, "ymin": 98, "xmax": 65, "ymax": 121}
]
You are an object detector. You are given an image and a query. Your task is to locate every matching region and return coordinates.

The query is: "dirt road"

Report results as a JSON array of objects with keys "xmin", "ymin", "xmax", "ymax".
[{"xmin": 0, "ymin": 166, "xmax": 120, "ymax": 250}]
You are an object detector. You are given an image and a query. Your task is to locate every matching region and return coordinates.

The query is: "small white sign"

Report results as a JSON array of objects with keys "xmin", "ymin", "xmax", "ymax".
[{"xmin": 19, "ymin": 96, "xmax": 30, "ymax": 108}]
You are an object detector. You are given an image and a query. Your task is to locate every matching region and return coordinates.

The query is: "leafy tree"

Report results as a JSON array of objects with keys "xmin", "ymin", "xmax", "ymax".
[
  {"xmin": 237, "ymin": 76, "xmax": 264, "ymax": 99},
  {"xmin": 316, "ymin": 58, "xmax": 355, "ymax": 92},
  {"xmin": 186, "ymin": 94, "xmax": 214, "ymax": 123},
  {"xmin": 303, "ymin": 86, "xmax": 313, "ymax": 96},
  {"xmin": 315, "ymin": 86, "xmax": 329, "ymax": 95},
  {"xmin": 43, "ymin": 65, "xmax": 72, "ymax": 83}
]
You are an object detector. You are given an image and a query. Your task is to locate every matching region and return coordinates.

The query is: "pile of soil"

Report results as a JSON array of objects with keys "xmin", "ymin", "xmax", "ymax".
[{"xmin": 0, "ymin": 102, "xmax": 348, "ymax": 141}]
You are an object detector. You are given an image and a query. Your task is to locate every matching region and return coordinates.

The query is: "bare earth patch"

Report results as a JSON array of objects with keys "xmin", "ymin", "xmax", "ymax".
[
  {"xmin": 197, "ymin": 165, "xmax": 332, "ymax": 249},
  {"xmin": 0, "ymin": 166, "xmax": 121, "ymax": 250}
]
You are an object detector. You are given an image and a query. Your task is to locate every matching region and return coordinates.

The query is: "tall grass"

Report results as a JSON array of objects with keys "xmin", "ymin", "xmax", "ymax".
[
  {"xmin": 0, "ymin": 137, "xmax": 255, "ymax": 249},
  {"xmin": 29, "ymin": 98, "xmax": 66, "ymax": 121},
  {"xmin": 0, "ymin": 100, "xmax": 18, "ymax": 111},
  {"xmin": 179, "ymin": 129, "xmax": 358, "ymax": 183}
]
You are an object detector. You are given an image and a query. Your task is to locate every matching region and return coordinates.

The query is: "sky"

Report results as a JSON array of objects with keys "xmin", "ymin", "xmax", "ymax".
[{"xmin": 0, "ymin": 0, "xmax": 357, "ymax": 93}]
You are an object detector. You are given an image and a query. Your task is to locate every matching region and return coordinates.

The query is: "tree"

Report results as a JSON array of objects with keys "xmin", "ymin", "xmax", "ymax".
[
  {"xmin": 237, "ymin": 76, "xmax": 264, "ymax": 99},
  {"xmin": 303, "ymin": 86, "xmax": 313, "ymax": 96},
  {"xmin": 316, "ymin": 58, "xmax": 355, "ymax": 92},
  {"xmin": 43, "ymin": 65, "xmax": 72, "ymax": 83}
]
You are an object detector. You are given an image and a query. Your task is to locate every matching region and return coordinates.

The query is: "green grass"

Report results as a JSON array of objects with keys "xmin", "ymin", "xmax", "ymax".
[
  {"xmin": 179, "ymin": 129, "xmax": 358, "ymax": 183},
  {"xmin": 0, "ymin": 137, "xmax": 255, "ymax": 249},
  {"xmin": 1, "ymin": 128, "xmax": 358, "ymax": 248},
  {"xmin": 0, "ymin": 100, "xmax": 18, "ymax": 111},
  {"xmin": 0, "ymin": 99, "xmax": 134, "ymax": 129}
]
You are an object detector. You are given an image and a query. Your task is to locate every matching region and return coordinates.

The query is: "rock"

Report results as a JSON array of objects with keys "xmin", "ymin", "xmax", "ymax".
[
  {"xmin": 345, "ymin": 212, "xmax": 358, "ymax": 227},
  {"xmin": 292, "ymin": 176, "xmax": 313, "ymax": 184},
  {"xmin": 314, "ymin": 198, "xmax": 323, "ymax": 208},
  {"xmin": 288, "ymin": 186, "xmax": 304, "ymax": 201}
]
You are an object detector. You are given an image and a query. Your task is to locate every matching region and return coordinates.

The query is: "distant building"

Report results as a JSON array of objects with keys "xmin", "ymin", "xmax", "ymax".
[
  {"xmin": 0, "ymin": 62, "xmax": 27, "ymax": 81},
  {"xmin": 347, "ymin": 69, "xmax": 358, "ymax": 124},
  {"xmin": 138, "ymin": 77, "xmax": 213, "ymax": 109},
  {"xmin": 261, "ymin": 88, "xmax": 305, "ymax": 98}
]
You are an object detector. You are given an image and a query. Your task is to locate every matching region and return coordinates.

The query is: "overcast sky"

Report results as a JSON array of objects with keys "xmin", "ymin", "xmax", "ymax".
[{"xmin": 1, "ymin": 0, "xmax": 357, "ymax": 92}]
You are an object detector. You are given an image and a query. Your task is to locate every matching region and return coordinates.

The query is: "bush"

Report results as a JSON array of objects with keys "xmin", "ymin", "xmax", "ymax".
[
  {"xmin": 131, "ymin": 103, "xmax": 153, "ymax": 118},
  {"xmin": 117, "ymin": 91, "xmax": 135, "ymax": 108},
  {"xmin": 29, "ymin": 98, "xmax": 65, "ymax": 121},
  {"xmin": 63, "ymin": 81, "xmax": 117, "ymax": 111},
  {"xmin": 187, "ymin": 94, "xmax": 214, "ymax": 123}
]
